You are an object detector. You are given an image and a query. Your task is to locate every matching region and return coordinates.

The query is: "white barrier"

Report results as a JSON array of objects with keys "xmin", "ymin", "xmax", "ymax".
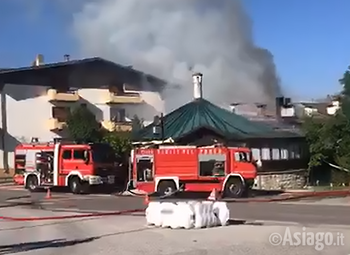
[{"xmin": 145, "ymin": 201, "xmax": 230, "ymax": 229}]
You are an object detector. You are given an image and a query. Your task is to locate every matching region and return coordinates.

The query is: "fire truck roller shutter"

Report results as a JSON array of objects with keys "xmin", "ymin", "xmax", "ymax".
[
  {"xmin": 155, "ymin": 177, "xmax": 180, "ymax": 196},
  {"xmin": 222, "ymin": 174, "xmax": 245, "ymax": 198}
]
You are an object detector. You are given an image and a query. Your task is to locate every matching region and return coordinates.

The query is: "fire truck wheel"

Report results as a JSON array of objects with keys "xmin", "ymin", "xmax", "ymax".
[
  {"xmin": 68, "ymin": 176, "xmax": 83, "ymax": 194},
  {"xmin": 26, "ymin": 175, "xmax": 39, "ymax": 192},
  {"xmin": 224, "ymin": 177, "xmax": 245, "ymax": 198},
  {"xmin": 157, "ymin": 180, "xmax": 176, "ymax": 197}
]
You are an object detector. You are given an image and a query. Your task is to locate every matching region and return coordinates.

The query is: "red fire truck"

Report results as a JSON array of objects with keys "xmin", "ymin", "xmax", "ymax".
[
  {"xmin": 131, "ymin": 145, "xmax": 258, "ymax": 198},
  {"xmin": 15, "ymin": 141, "xmax": 122, "ymax": 194}
]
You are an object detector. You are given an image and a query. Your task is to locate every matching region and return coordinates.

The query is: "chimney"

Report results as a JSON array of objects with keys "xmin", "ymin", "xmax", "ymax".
[
  {"xmin": 256, "ymin": 103, "xmax": 267, "ymax": 116},
  {"xmin": 280, "ymin": 97, "xmax": 295, "ymax": 117},
  {"xmin": 275, "ymin": 97, "xmax": 284, "ymax": 118},
  {"xmin": 284, "ymin": 97, "xmax": 291, "ymax": 106},
  {"xmin": 64, "ymin": 54, "xmax": 70, "ymax": 62},
  {"xmin": 192, "ymin": 72, "xmax": 203, "ymax": 99},
  {"xmin": 32, "ymin": 54, "xmax": 44, "ymax": 66}
]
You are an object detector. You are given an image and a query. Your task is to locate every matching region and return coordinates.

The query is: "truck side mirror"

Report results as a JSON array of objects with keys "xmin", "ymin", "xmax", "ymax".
[
  {"xmin": 255, "ymin": 159, "xmax": 262, "ymax": 168},
  {"xmin": 83, "ymin": 150, "xmax": 90, "ymax": 164}
]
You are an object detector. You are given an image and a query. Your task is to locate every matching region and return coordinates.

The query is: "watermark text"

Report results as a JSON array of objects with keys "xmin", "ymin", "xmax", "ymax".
[{"xmin": 269, "ymin": 227, "xmax": 345, "ymax": 251}]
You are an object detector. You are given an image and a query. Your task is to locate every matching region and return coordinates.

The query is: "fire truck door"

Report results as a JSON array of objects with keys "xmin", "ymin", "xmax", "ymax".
[
  {"xmin": 61, "ymin": 149, "xmax": 73, "ymax": 176},
  {"xmin": 72, "ymin": 149, "xmax": 90, "ymax": 172},
  {"xmin": 61, "ymin": 148, "xmax": 90, "ymax": 175},
  {"xmin": 232, "ymin": 151, "xmax": 253, "ymax": 173}
]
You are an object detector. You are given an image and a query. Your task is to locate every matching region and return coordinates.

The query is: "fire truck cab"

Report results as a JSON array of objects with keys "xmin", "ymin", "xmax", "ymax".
[
  {"xmin": 131, "ymin": 145, "xmax": 259, "ymax": 198},
  {"xmin": 15, "ymin": 141, "xmax": 120, "ymax": 194}
]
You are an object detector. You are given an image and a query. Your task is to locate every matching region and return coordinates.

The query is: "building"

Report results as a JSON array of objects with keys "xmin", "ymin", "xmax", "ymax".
[
  {"xmin": 134, "ymin": 73, "xmax": 309, "ymax": 177},
  {"xmin": 287, "ymin": 94, "xmax": 342, "ymax": 119},
  {"xmin": 0, "ymin": 55, "xmax": 167, "ymax": 171}
]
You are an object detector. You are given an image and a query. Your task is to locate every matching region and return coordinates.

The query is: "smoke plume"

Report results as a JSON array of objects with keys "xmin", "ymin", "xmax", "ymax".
[{"xmin": 72, "ymin": 0, "xmax": 282, "ymax": 113}]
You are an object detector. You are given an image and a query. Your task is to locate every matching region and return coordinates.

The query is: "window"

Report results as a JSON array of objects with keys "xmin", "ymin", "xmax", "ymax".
[
  {"xmin": 198, "ymin": 154, "xmax": 226, "ymax": 177},
  {"xmin": 73, "ymin": 149, "xmax": 86, "ymax": 160},
  {"xmin": 136, "ymin": 158, "xmax": 154, "ymax": 182},
  {"xmin": 62, "ymin": 150, "xmax": 72, "ymax": 159},
  {"xmin": 281, "ymin": 148, "xmax": 288, "ymax": 159},
  {"xmin": 289, "ymin": 144, "xmax": 301, "ymax": 159},
  {"xmin": 52, "ymin": 106, "xmax": 70, "ymax": 122},
  {"xmin": 295, "ymin": 145, "xmax": 301, "ymax": 159},
  {"xmin": 261, "ymin": 148, "xmax": 271, "ymax": 160},
  {"xmin": 272, "ymin": 148, "xmax": 280, "ymax": 160},
  {"xmin": 234, "ymin": 152, "xmax": 250, "ymax": 162},
  {"xmin": 251, "ymin": 148, "xmax": 261, "ymax": 160},
  {"xmin": 110, "ymin": 108, "xmax": 126, "ymax": 122}
]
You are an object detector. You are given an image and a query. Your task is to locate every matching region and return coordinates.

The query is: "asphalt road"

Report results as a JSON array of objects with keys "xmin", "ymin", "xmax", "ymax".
[
  {"xmin": 1, "ymin": 189, "xmax": 350, "ymax": 225},
  {"xmin": 1, "ymin": 189, "xmax": 350, "ymax": 254},
  {"xmin": 1, "ymin": 207, "xmax": 349, "ymax": 255}
]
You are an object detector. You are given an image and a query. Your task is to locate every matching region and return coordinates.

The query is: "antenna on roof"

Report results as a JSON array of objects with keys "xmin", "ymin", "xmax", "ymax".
[{"xmin": 64, "ymin": 54, "xmax": 70, "ymax": 62}]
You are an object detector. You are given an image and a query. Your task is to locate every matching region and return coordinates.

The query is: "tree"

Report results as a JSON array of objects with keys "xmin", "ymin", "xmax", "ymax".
[
  {"xmin": 303, "ymin": 113, "xmax": 349, "ymax": 168},
  {"xmin": 66, "ymin": 104, "xmax": 102, "ymax": 143},
  {"xmin": 303, "ymin": 66, "xmax": 350, "ymax": 184},
  {"xmin": 102, "ymin": 131, "xmax": 132, "ymax": 159}
]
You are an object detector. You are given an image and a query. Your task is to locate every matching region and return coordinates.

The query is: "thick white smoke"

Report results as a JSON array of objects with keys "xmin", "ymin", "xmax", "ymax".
[{"xmin": 72, "ymin": 0, "xmax": 282, "ymax": 113}]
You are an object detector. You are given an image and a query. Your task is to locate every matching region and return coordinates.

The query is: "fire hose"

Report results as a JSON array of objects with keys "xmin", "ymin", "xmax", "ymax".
[
  {"xmin": 0, "ymin": 209, "xmax": 144, "ymax": 221},
  {"xmin": 0, "ymin": 182, "xmax": 184, "ymax": 222},
  {"xmin": 124, "ymin": 181, "xmax": 185, "ymax": 199},
  {"xmin": 3, "ymin": 174, "xmax": 349, "ymax": 222}
]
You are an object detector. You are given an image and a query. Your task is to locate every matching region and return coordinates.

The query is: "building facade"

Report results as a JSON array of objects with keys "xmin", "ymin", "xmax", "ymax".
[{"xmin": 0, "ymin": 56, "xmax": 165, "ymax": 170}]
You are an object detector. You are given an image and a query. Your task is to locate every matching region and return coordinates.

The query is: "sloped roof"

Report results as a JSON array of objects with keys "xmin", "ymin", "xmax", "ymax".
[
  {"xmin": 0, "ymin": 57, "xmax": 166, "ymax": 89},
  {"xmin": 135, "ymin": 98, "xmax": 302, "ymax": 141},
  {"xmin": 0, "ymin": 68, "xmax": 13, "ymax": 73}
]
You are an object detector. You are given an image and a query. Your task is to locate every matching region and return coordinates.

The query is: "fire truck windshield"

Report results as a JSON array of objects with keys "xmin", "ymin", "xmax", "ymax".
[{"xmin": 90, "ymin": 144, "xmax": 116, "ymax": 164}]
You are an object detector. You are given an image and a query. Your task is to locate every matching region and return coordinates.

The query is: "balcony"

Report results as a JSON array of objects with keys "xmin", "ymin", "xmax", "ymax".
[
  {"xmin": 47, "ymin": 89, "xmax": 79, "ymax": 102},
  {"xmin": 103, "ymin": 84, "xmax": 143, "ymax": 104},
  {"xmin": 102, "ymin": 121, "xmax": 133, "ymax": 132},
  {"xmin": 47, "ymin": 118, "xmax": 66, "ymax": 131},
  {"xmin": 103, "ymin": 91, "xmax": 143, "ymax": 104}
]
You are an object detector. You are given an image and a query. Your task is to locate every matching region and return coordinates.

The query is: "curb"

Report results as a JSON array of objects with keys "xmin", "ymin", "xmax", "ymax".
[{"xmin": 223, "ymin": 190, "xmax": 350, "ymax": 203}]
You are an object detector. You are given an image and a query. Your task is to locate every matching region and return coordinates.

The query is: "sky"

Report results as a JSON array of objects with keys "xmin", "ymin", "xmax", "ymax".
[{"xmin": 0, "ymin": 0, "xmax": 349, "ymax": 101}]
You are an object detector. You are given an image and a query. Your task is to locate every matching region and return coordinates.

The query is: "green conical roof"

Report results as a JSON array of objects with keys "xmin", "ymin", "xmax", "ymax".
[{"xmin": 135, "ymin": 98, "xmax": 300, "ymax": 141}]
